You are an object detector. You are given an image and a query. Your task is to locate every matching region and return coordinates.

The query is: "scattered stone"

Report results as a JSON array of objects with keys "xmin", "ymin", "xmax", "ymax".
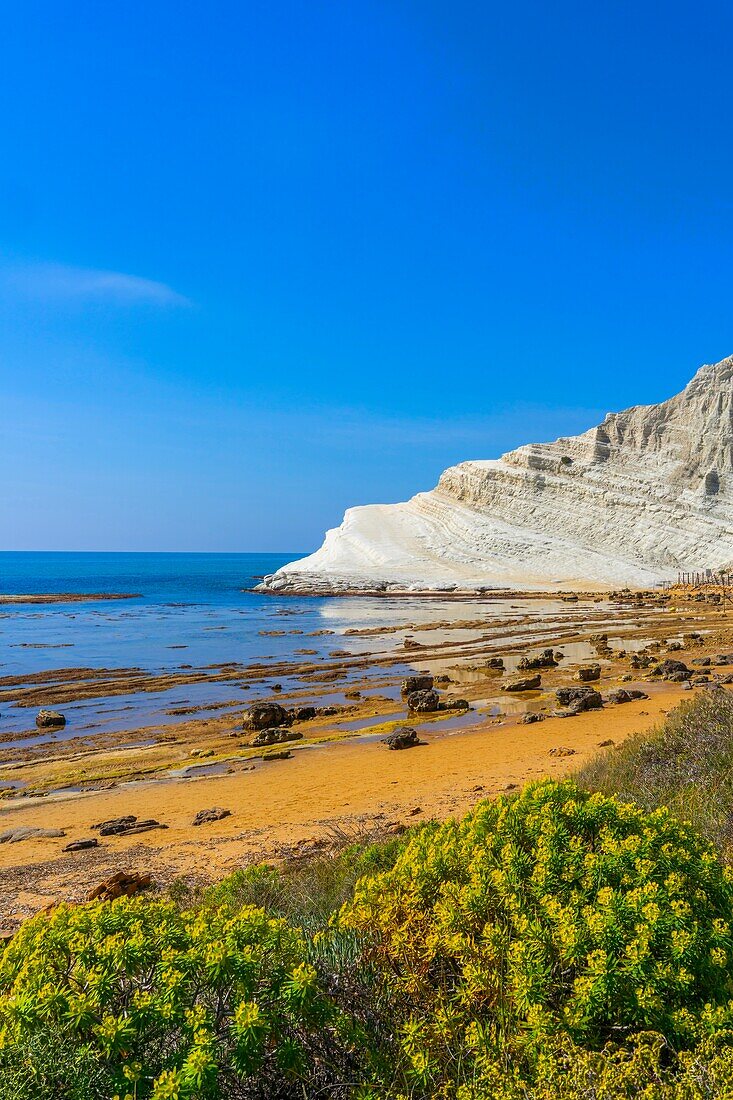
[
  {"xmin": 92, "ymin": 815, "xmax": 136, "ymax": 834},
  {"xmin": 606, "ymin": 688, "xmax": 648, "ymax": 704},
  {"xmin": 576, "ymin": 664, "xmax": 601, "ymax": 682},
  {"xmin": 243, "ymin": 701, "xmax": 291, "ymax": 731},
  {"xmin": 521, "ymin": 712, "xmax": 547, "ymax": 724},
  {"xmin": 682, "ymin": 682, "xmax": 693, "ymax": 691},
  {"xmin": 93, "ymin": 816, "xmax": 167, "ymax": 837},
  {"xmin": 192, "ymin": 807, "xmax": 231, "ymax": 826},
  {"xmin": 589, "ymin": 633, "xmax": 608, "ymax": 643},
  {"xmin": 250, "ymin": 727, "xmax": 303, "ymax": 748},
  {"xmin": 619, "ymin": 673, "xmax": 633, "ymax": 682},
  {"xmin": 406, "ymin": 689, "xmax": 441, "ymax": 713},
  {"xmin": 504, "ymin": 674, "xmax": 542, "ymax": 692},
  {"xmin": 651, "ymin": 659, "xmax": 691, "ymax": 680},
  {"xmin": 63, "ymin": 838, "xmax": 99, "ymax": 852},
  {"xmin": 555, "ymin": 686, "xmax": 603, "ymax": 715},
  {"xmin": 408, "ymin": 806, "xmax": 422, "ymax": 816},
  {"xmin": 692, "ymin": 657, "xmax": 712, "ymax": 666},
  {"xmin": 401, "ymin": 675, "xmax": 434, "ymax": 695},
  {"xmin": 86, "ymin": 870, "xmax": 152, "ymax": 902},
  {"xmin": 384, "ymin": 727, "xmax": 425, "ymax": 750},
  {"xmin": 0, "ymin": 826, "xmax": 66, "ymax": 844},
  {"xmin": 518, "ymin": 648, "xmax": 557, "ymax": 671},
  {"xmin": 486, "ymin": 657, "xmax": 505, "ymax": 670},
  {"xmin": 549, "ymin": 747, "xmax": 577, "ymax": 757},
  {"xmin": 438, "ymin": 698, "xmax": 470, "ymax": 711},
  {"xmin": 597, "ymin": 739, "xmax": 615, "ymax": 747},
  {"xmin": 666, "ymin": 641, "xmax": 683, "ymax": 652},
  {"xmin": 262, "ymin": 749, "xmax": 292, "ymax": 761},
  {"xmin": 36, "ymin": 709, "xmax": 66, "ymax": 729}
]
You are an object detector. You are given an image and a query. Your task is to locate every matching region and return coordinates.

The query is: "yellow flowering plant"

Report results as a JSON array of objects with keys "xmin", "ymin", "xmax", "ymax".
[
  {"xmin": 0, "ymin": 898, "xmax": 356, "ymax": 1098},
  {"xmin": 341, "ymin": 779, "xmax": 733, "ymax": 1092}
]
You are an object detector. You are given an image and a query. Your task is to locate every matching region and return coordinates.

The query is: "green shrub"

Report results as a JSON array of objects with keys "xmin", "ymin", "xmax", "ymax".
[
  {"xmin": 341, "ymin": 779, "xmax": 733, "ymax": 1093},
  {"xmin": 0, "ymin": 1026, "xmax": 112, "ymax": 1099},
  {"xmin": 0, "ymin": 898, "xmax": 369, "ymax": 1098},
  {"xmin": 578, "ymin": 687, "xmax": 733, "ymax": 849},
  {"xmin": 198, "ymin": 835, "xmax": 409, "ymax": 929}
]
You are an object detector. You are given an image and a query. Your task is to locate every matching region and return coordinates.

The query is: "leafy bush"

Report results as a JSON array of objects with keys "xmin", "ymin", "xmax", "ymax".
[
  {"xmin": 578, "ymin": 686, "xmax": 733, "ymax": 848},
  {"xmin": 341, "ymin": 779, "xmax": 733, "ymax": 1093},
  {"xmin": 196, "ymin": 834, "xmax": 409, "ymax": 929},
  {"xmin": 0, "ymin": 1026, "xmax": 112, "ymax": 1099},
  {"xmin": 0, "ymin": 898, "xmax": 369, "ymax": 1098}
]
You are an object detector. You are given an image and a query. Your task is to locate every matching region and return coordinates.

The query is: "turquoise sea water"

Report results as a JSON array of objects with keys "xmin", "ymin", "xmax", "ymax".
[{"xmin": 0, "ymin": 552, "xmax": 423, "ymax": 736}]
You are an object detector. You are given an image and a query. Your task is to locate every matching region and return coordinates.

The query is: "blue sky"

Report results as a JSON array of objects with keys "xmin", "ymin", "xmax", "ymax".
[{"xmin": 2, "ymin": 1, "xmax": 733, "ymax": 551}]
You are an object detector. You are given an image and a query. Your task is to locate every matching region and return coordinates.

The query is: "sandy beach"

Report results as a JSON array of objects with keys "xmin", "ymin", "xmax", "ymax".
[{"xmin": 0, "ymin": 579, "xmax": 727, "ymax": 928}]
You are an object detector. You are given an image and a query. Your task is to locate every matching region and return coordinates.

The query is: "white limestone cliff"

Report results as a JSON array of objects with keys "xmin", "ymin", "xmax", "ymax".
[{"xmin": 258, "ymin": 356, "xmax": 733, "ymax": 594}]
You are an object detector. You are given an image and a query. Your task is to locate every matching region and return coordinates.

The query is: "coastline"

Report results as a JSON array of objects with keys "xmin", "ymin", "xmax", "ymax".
[
  {"xmin": 0, "ymin": 683, "xmax": 688, "ymax": 923},
  {"xmin": 0, "ymin": 576, "xmax": 729, "ymax": 927}
]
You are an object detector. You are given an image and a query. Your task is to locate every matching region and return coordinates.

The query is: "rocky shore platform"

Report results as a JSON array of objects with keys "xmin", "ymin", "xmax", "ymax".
[{"xmin": 0, "ymin": 583, "xmax": 729, "ymax": 928}]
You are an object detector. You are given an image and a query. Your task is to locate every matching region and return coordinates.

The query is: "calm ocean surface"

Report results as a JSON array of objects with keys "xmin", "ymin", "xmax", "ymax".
[
  {"xmin": 0, "ymin": 551, "xmax": 429, "ymax": 677},
  {"xmin": 0, "ymin": 553, "xmax": 608, "ymax": 740}
]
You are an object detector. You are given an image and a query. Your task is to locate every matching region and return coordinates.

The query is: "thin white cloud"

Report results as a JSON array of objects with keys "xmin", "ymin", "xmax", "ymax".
[{"xmin": 0, "ymin": 261, "xmax": 189, "ymax": 306}]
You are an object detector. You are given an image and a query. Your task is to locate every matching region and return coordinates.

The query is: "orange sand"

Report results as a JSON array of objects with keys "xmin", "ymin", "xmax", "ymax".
[{"xmin": 0, "ymin": 686, "xmax": 685, "ymax": 895}]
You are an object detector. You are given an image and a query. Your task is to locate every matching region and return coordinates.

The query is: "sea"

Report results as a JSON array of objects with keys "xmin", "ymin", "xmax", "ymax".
[
  {"xmin": 0, "ymin": 553, "xmax": 636, "ymax": 743},
  {"xmin": 0, "ymin": 552, "xmax": 485, "ymax": 736}
]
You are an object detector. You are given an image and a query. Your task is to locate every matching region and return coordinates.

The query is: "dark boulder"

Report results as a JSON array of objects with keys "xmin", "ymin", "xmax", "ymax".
[
  {"xmin": 192, "ymin": 807, "xmax": 232, "ymax": 826},
  {"xmin": 243, "ymin": 701, "xmax": 291, "ymax": 730},
  {"xmin": 555, "ymin": 686, "xmax": 603, "ymax": 715},
  {"xmin": 293, "ymin": 706, "xmax": 317, "ymax": 721},
  {"xmin": 438, "ymin": 698, "xmax": 470, "ymax": 711},
  {"xmin": 651, "ymin": 659, "xmax": 690, "ymax": 680},
  {"xmin": 383, "ymin": 727, "xmax": 425, "ymax": 750},
  {"xmin": 406, "ymin": 689, "xmax": 441, "ymax": 713},
  {"xmin": 518, "ymin": 648, "xmax": 557, "ymax": 671},
  {"xmin": 63, "ymin": 838, "xmax": 99, "ymax": 852},
  {"xmin": 36, "ymin": 709, "xmax": 66, "ymax": 729},
  {"xmin": 606, "ymin": 688, "xmax": 648, "ymax": 704},
  {"xmin": 250, "ymin": 727, "xmax": 303, "ymax": 748},
  {"xmin": 401, "ymin": 675, "xmax": 434, "ymax": 695},
  {"xmin": 504, "ymin": 675, "xmax": 542, "ymax": 692},
  {"xmin": 522, "ymin": 712, "xmax": 547, "ymax": 724}
]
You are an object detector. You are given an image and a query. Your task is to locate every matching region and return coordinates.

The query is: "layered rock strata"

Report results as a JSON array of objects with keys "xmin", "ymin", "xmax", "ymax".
[{"xmin": 259, "ymin": 357, "xmax": 733, "ymax": 594}]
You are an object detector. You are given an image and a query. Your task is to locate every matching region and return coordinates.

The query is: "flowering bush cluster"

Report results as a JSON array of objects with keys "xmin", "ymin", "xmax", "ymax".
[
  {"xmin": 4, "ymin": 778, "xmax": 733, "ymax": 1097},
  {"xmin": 341, "ymin": 779, "xmax": 733, "ymax": 1091},
  {"xmin": 0, "ymin": 899, "xmax": 361, "ymax": 1099}
]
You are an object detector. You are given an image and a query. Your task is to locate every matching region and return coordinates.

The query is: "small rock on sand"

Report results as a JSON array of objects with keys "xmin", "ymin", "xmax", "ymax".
[
  {"xmin": 0, "ymin": 827, "xmax": 66, "ymax": 844},
  {"xmin": 192, "ymin": 807, "xmax": 232, "ymax": 826},
  {"xmin": 383, "ymin": 727, "xmax": 425, "ymax": 750},
  {"xmin": 63, "ymin": 838, "xmax": 99, "ymax": 852}
]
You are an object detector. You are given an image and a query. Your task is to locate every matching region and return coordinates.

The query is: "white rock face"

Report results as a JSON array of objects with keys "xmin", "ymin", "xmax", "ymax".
[{"xmin": 259, "ymin": 357, "xmax": 733, "ymax": 593}]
